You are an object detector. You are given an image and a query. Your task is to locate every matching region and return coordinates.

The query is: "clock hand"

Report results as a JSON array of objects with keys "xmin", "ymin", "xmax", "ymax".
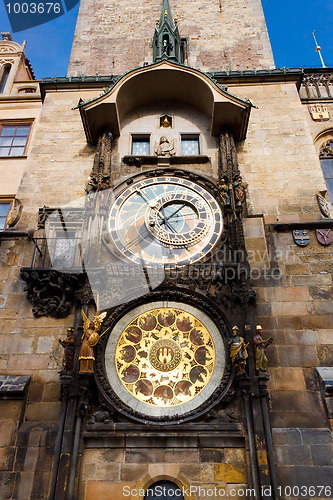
[
  {"xmin": 167, "ymin": 213, "xmax": 198, "ymax": 221},
  {"xmin": 135, "ymin": 188, "xmax": 150, "ymax": 203},
  {"xmin": 122, "ymin": 227, "xmax": 151, "ymax": 252},
  {"xmin": 135, "ymin": 189, "xmax": 160, "ymax": 210},
  {"xmin": 164, "ymin": 204, "xmax": 186, "ymax": 221},
  {"xmin": 165, "ymin": 221, "xmax": 177, "ymax": 233}
]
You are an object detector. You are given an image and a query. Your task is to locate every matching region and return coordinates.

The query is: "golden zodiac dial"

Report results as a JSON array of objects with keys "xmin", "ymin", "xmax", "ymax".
[{"xmin": 115, "ymin": 307, "xmax": 216, "ymax": 407}]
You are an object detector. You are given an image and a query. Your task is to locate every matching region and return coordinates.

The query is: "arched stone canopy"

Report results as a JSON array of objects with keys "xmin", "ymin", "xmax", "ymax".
[{"xmin": 78, "ymin": 60, "xmax": 252, "ymax": 143}]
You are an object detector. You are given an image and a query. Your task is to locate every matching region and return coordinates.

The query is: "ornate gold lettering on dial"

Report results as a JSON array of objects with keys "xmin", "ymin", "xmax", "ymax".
[{"xmin": 115, "ymin": 307, "xmax": 216, "ymax": 407}]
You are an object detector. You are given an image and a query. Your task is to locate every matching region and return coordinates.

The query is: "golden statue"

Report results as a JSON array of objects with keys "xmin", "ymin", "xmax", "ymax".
[
  {"xmin": 253, "ymin": 325, "xmax": 273, "ymax": 372},
  {"xmin": 219, "ymin": 178, "xmax": 230, "ymax": 205},
  {"xmin": 229, "ymin": 325, "xmax": 248, "ymax": 374},
  {"xmin": 79, "ymin": 310, "xmax": 107, "ymax": 373},
  {"xmin": 233, "ymin": 176, "xmax": 248, "ymax": 205}
]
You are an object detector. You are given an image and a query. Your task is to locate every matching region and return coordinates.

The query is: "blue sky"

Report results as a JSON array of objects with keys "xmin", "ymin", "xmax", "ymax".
[{"xmin": 0, "ymin": 0, "xmax": 332, "ymax": 79}]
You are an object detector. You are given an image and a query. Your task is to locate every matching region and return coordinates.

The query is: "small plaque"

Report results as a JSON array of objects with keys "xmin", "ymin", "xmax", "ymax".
[
  {"xmin": 316, "ymin": 229, "xmax": 333, "ymax": 246},
  {"xmin": 293, "ymin": 229, "xmax": 309, "ymax": 247},
  {"xmin": 308, "ymin": 104, "xmax": 330, "ymax": 121},
  {"xmin": 316, "ymin": 193, "xmax": 331, "ymax": 218}
]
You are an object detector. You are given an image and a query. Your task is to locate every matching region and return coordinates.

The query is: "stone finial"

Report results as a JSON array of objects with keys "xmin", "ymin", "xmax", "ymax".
[{"xmin": 1, "ymin": 32, "xmax": 13, "ymax": 41}]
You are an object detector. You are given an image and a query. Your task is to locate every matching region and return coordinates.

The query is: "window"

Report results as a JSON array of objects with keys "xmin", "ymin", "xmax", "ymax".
[
  {"xmin": 0, "ymin": 124, "xmax": 31, "ymax": 157},
  {"xmin": 180, "ymin": 37, "xmax": 188, "ymax": 64},
  {"xmin": 320, "ymin": 139, "xmax": 333, "ymax": 208},
  {"xmin": 0, "ymin": 202, "xmax": 11, "ymax": 231},
  {"xmin": 132, "ymin": 135, "xmax": 150, "ymax": 155},
  {"xmin": 0, "ymin": 64, "xmax": 11, "ymax": 93},
  {"xmin": 181, "ymin": 134, "xmax": 199, "ymax": 155},
  {"xmin": 18, "ymin": 87, "xmax": 36, "ymax": 94},
  {"xmin": 51, "ymin": 233, "xmax": 78, "ymax": 268}
]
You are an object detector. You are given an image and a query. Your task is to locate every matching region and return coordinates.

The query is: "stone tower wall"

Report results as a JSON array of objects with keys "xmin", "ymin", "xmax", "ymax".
[{"xmin": 68, "ymin": 0, "xmax": 274, "ymax": 76}]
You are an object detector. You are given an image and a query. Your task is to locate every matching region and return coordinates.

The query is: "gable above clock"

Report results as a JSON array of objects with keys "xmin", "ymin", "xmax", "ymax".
[{"xmin": 77, "ymin": 60, "xmax": 253, "ymax": 144}]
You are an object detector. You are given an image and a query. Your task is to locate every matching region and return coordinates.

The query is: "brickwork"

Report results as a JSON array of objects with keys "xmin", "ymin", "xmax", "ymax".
[
  {"xmin": 81, "ymin": 442, "xmax": 247, "ymax": 499},
  {"xmin": 68, "ymin": 0, "xmax": 274, "ymax": 76},
  {"xmin": 273, "ymin": 429, "xmax": 333, "ymax": 493}
]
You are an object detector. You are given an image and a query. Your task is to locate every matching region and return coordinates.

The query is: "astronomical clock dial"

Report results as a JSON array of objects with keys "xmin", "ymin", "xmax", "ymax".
[
  {"xmin": 108, "ymin": 174, "xmax": 223, "ymax": 265},
  {"xmin": 102, "ymin": 301, "xmax": 228, "ymax": 422}
]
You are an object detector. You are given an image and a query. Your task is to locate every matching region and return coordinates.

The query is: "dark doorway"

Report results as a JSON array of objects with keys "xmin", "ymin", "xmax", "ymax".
[{"xmin": 144, "ymin": 480, "xmax": 184, "ymax": 500}]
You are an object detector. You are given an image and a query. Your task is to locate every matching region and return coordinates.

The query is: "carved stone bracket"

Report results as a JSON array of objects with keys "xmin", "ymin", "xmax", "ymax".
[
  {"xmin": 257, "ymin": 373, "xmax": 270, "ymax": 398},
  {"xmin": 229, "ymin": 276, "xmax": 256, "ymax": 304},
  {"xmin": 20, "ymin": 269, "xmax": 91, "ymax": 318}
]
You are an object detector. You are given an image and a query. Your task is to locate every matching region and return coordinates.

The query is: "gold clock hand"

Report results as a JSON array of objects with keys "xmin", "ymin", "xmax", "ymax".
[{"xmin": 135, "ymin": 189, "xmax": 159, "ymax": 209}]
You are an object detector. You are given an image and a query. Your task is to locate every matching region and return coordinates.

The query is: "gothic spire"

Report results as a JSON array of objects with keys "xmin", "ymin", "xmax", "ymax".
[
  {"xmin": 158, "ymin": 0, "xmax": 174, "ymax": 26},
  {"xmin": 153, "ymin": 0, "xmax": 181, "ymax": 64}
]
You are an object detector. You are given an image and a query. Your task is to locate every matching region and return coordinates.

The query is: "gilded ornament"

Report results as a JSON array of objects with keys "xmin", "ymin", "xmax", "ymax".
[
  {"xmin": 228, "ymin": 325, "xmax": 248, "ymax": 374},
  {"xmin": 79, "ymin": 310, "xmax": 107, "ymax": 373},
  {"xmin": 253, "ymin": 325, "xmax": 273, "ymax": 373},
  {"xmin": 115, "ymin": 307, "xmax": 216, "ymax": 407}
]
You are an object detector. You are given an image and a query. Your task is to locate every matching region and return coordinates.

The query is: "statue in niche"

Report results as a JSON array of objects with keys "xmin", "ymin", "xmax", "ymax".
[
  {"xmin": 219, "ymin": 177, "xmax": 230, "ymax": 205},
  {"xmin": 59, "ymin": 326, "xmax": 76, "ymax": 372},
  {"xmin": 162, "ymin": 35, "xmax": 173, "ymax": 56},
  {"xmin": 228, "ymin": 325, "xmax": 248, "ymax": 375},
  {"xmin": 154, "ymin": 136, "xmax": 176, "ymax": 156},
  {"xmin": 233, "ymin": 175, "xmax": 248, "ymax": 206},
  {"xmin": 253, "ymin": 325, "xmax": 273, "ymax": 373}
]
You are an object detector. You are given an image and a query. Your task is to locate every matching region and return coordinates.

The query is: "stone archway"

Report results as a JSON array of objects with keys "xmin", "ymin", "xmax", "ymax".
[{"xmin": 144, "ymin": 480, "xmax": 184, "ymax": 500}]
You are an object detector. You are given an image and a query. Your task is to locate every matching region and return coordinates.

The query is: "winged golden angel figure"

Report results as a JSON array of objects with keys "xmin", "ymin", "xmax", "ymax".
[{"xmin": 79, "ymin": 310, "xmax": 107, "ymax": 373}]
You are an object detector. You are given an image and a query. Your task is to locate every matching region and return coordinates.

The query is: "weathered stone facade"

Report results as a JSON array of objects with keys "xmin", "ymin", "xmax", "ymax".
[
  {"xmin": 68, "ymin": 0, "xmax": 274, "ymax": 76},
  {"xmin": 0, "ymin": 4, "xmax": 333, "ymax": 500}
]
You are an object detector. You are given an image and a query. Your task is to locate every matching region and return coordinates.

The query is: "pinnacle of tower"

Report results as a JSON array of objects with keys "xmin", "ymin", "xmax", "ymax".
[
  {"xmin": 153, "ymin": 0, "xmax": 181, "ymax": 64},
  {"xmin": 158, "ymin": 0, "xmax": 174, "ymax": 27}
]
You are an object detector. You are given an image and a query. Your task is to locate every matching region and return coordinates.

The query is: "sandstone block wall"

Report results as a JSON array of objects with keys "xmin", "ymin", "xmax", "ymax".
[
  {"xmin": 80, "ymin": 439, "xmax": 247, "ymax": 500},
  {"xmin": 1, "ymin": 74, "xmax": 332, "ymax": 497},
  {"xmin": 68, "ymin": 0, "xmax": 274, "ymax": 76}
]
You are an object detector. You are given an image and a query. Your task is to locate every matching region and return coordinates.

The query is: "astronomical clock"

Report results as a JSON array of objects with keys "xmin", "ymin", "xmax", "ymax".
[
  {"xmin": 94, "ymin": 170, "xmax": 232, "ymax": 423},
  {"xmin": 95, "ymin": 298, "xmax": 232, "ymax": 423},
  {"xmin": 104, "ymin": 172, "xmax": 223, "ymax": 265}
]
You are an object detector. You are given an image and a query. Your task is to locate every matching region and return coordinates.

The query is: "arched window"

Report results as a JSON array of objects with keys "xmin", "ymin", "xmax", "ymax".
[
  {"xmin": 0, "ymin": 64, "xmax": 11, "ymax": 93},
  {"xmin": 18, "ymin": 87, "xmax": 36, "ymax": 94},
  {"xmin": 144, "ymin": 480, "xmax": 184, "ymax": 500},
  {"xmin": 319, "ymin": 139, "xmax": 333, "ymax": 208}
]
